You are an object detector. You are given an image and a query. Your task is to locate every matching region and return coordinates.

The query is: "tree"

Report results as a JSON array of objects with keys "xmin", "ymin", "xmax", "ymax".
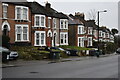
[
  {"xmin": 87, "ymin": 9, "xmax": 97, "ymax": 22},
  {"xmin": 111, "ymin": 28, "xmax": 119, "ymax": 36}
]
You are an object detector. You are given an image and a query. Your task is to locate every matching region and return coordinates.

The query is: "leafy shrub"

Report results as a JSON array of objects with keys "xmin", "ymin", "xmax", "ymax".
[
  {"xmin": 2, "ymin": 35, "xmax": 10, "ymax": 49},
  {"xmin": 106, "ymin": 42, "xmax": 117, "ymax": 54},
  {"xmin": 18, "ymin": 51, "xmax": 34, "ymax": 60}
]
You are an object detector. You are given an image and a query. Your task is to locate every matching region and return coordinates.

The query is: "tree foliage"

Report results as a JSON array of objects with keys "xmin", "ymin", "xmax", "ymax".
[{"xmin": 111, "ymin": 28, "xmax": 119, "ymax": 36}]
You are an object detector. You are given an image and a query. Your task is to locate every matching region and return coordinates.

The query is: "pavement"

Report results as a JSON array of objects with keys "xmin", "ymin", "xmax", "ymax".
[{"xmin": 2, "ymin": 53, "xmax": 115, "ymax": 68}]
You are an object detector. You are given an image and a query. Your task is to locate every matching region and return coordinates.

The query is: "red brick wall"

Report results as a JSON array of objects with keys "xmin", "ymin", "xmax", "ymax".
[{"xmin": 2, "ymin": 3, "xmax": 32, "ymax": 45}]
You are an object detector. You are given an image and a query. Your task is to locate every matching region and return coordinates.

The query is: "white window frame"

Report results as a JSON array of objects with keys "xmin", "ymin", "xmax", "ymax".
[
  {"xmin": 53, "ymin": 18, "xmax": 57, "ymax": 28},
  {"xmin": 60, "ymin": 32, "xmax": 68, "ymax": 45},
  {"xmin": 99, "ymin": 31, "xmax": 103, "ymax": 37},
  {"xmin": 78, "ymin": 25, "xmax": 84, "ymax": 34},
  {"xmin": 87, "ymin": 37, "xmax": 93, "ymax": 47},
  {"xmin": 60, "ymin": 19, "xmax": 68, "ymax": 29},
  {"xmin": 2, "ymin": 3, "xmax": 8, "ymax": 19},
  {"xmin": 34, "ymin": 15, "xmax": 46, "ymax": 27},
  {"xmin": 15, "ymin": 24, "xmax": 29, "ymax": 42},
  {"xmin": 34, "ymin": 31, "xmax": 46, "ymax": 46},
  {"xmin": 48, "ymin": 17, "xmax": 51, "ymax": 28},
  {"xmin": 15, "ymin": 6, "xmax": 29, "ymax": 20},
  {"xmin": 88, "ymin": 27, "xmax": 93, "ymax": 35},
  {"xmin": 78, "ymin": 37, "xmax": 84, "ymax": 47}
]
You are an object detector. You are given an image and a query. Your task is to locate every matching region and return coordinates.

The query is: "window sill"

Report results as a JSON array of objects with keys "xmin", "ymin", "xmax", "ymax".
[
  {"xmin": 15, "ymin": 40, "xmax": 30, "ymax": 42},
  {"xmin": 2, "ymin": 18, "xmax": 8, "ymax": 19}
]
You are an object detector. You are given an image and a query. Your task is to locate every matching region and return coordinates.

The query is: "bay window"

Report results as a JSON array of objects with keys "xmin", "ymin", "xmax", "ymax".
[
  {"xmin": 78, "ymin": 25, "xmax": 84, "ymax": 34},
  {"xmin": 60, "ymin": 32, "xmax": 68, "ymax": 45},
  {"xmin": 34, "ymin": 31, "xmax": 46, "ymax": 46},
  {"xmin": 15, "ymin": 25, "xmax": 29, "ymax": 41},
  {"xmin": 34, "ymin": 15, "xmax": 45, "ymax": 27},
  {"xmin": 78, "ymin": 37, "xmax": 84, "ymax": 47},
  {"xmin": 60, "ymin": 19, "xmax": 68, "ymax": 29},
  {"xmin": 87, "ymin": 37, "xmax": 92, "ymax": 47}
]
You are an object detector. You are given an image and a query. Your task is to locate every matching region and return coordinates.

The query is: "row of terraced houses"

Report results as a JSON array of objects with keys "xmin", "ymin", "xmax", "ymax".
[{"xmin": 0, "ymin": 1, "xmax": 114, "ymax": 48}]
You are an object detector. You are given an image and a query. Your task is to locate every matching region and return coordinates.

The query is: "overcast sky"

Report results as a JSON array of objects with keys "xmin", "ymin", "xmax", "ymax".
[{"xmin": 27, "ymin": 0, "xmax": 119, "ymax": 30}]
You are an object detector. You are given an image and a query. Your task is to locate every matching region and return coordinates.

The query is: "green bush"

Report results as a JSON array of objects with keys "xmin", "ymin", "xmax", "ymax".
[
  {"xmin": 106, "ymin": 42, "xmax": 117, "ymax": 54},
  {"xmin": 18, "ymin": 51, "xmax": 34, "ymax": 60},
  {"xmin": 60, "ymin": 52, "xmax": 69, "ymax": 58},
  {"xmin": 2, "ymin": 35, "xmax": 10, "ymax": 49}
]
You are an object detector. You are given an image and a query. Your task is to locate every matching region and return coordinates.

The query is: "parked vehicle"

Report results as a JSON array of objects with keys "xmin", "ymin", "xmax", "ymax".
[
  {"xmin": 50, "ymin": 47, "xmax": 70, "ymax": 55},
  {"xmin": 9, "ymin": 51, "xmax": 19, "ymax": 60},
  {"xmin": 116, "ymin": 48, "xmax": 120, "ymax": 54},
  {"xmin": 66, "ymin": 49, "xmax": 79, "ymax": 56},
  {"xmin": 0, "ymin": 46, "xmax": 19, "ymax": 61},
  {"xmin": 0, "ymin": 46, "xmax": 10, "ymax": 62}
]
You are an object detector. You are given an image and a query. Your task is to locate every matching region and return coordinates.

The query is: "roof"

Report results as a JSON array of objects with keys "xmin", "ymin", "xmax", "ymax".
[
  {"xmin": 84, "ymin": 20, "xmax": 96, "ymax": 28},
  {"xmin": 67, "ymin": 15, "xmax": 83, "ymax": 25},
  {"xmin": 29, "ymin": 2, "xmax": 68, "ymax": 19},
  {"xmin": 3, "ymin": 1, "xmax": 68, "ymax": 19}
]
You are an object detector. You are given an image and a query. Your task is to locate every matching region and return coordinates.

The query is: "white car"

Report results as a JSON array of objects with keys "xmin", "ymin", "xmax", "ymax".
[{"xmin": 9, "ymin": 51, "xmax": 19, "ymax": 60}]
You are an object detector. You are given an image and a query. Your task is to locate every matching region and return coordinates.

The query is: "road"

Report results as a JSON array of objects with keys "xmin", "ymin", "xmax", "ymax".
[{"xmin": 2, "ymin": 55, "xmax": 119, "ymax": 78}]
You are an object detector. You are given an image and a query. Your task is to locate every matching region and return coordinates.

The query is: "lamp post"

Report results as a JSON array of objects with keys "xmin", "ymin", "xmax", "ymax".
[{"xmin": 97, "ymin": 10, "xmax": 107, "ymax": 51}]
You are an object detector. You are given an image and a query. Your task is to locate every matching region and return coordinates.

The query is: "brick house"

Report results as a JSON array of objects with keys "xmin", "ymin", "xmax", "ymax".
[
  {"xmin": 68, "ymin": 15, "xmax": 85, "ymax": 47},
  {"xmin": 1, "ymin": 2, "xmax": 32, "ymax": 46},
  {"xmin": 29, "ymin": 2, "xmax": 68, "ymax": 47},
  {"xmin": 93, "ymin": 26, "xmax": 114, "ymax": 47},
  {"xmin": 0, "ymin": 1, "xmax": 68, "ymax": 47},
  {"xmin": 68, "ymin": 13, "xmax": 94, "ymax": 47}
]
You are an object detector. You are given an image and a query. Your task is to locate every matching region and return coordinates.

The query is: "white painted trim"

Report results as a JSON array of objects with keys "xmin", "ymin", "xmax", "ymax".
[
  {"xmin": 87, "ymin": 37, "xmax": 93, "ymax": 47},
  {"xmin": 48, "ymin": 17, "xmax": 51, "ymax": 19},
  {"xmin": 78, "ymin": 25, "xmax": 84, "ymax": 34},
  {"xmin": 34, "ymin": 14, "xmax": 46, "ymax": 27},
  {"xmin": 2, "ymin": 21, "xmax": 10, "ymax": 31},
  {"xmin": 78, "ymin": 37, "xmax": 84, "ymax": 47},
  {"xmin": 15, "ymin": 6, "xmax": 29, "ymax": 20},
  {"xmin": 2, "ymin": 3, "xmax": 8, "ymax": 6},
  {"xmin": 47, "ymin": 30, "xmax": 52, "ymax": 37},
  {"xmin": 60, "ymin": 19, "xmax": 68, "ymax": 29},
  {"xmin": 15, "ymin": 24, "xmax": 29, "ymax": 42},
  {"xmin": 34, "ymin": 31, "xmax": 46, "ymax": 46},
  {"xmin": 53, "ymin": 18, "xmax": 57, "ymax": 28},
  {"xmin": 60, "ymin": 32, "xmax": 68, "ymax": 45}
]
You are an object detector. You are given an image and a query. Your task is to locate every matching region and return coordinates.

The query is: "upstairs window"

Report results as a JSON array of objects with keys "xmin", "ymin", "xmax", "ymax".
[
  {"xmin": 48, "ymin": 17, "xmax": 51, "ymax": 28},
  {"xmin": 23, "ymin": 8, "xmax": 28, "ymax": 20},
  {"xmin": 15, "ymin": 6, "xmax": 28, "ymax": 20},
  {"xmin": 53, "ymin": 18, "xmax": 56, "ymax": 28},
  {"xmin": 3, "ymin": 3, "xmax": 8, "ymax": 19},
  {"xmin": 88, "ymin": 27, "xmax": 93, "ymax": 35},
  {"xmin": 41, "ymin": 16, "xmax": 45, "ymax": 27},
  {"xmin": 16, "ymin": 7, "xmax": 21, "ymax": 19},
  {"xmin": 78, "ymin": 25, "xmax": 84, "ymax": 34},
  {"xmin": 34, "ymin": 15, "xmax": 45, "ymax": 27},
  {"xmin": 60, "ymin": 19, "xmax": 68, "ymax": 29},
  {"xmin": 99, "ymin": 31, "xmax": 103, "ymax": 37}
]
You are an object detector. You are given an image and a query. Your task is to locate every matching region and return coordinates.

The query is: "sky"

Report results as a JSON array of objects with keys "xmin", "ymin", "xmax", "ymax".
[{"xmin": 27, "ymin": 0, "xmax": 119, "ymax": 30}]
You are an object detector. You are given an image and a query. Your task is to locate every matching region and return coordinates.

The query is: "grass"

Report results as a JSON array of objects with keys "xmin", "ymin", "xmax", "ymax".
[{"xmin": 59, "ymin": 45, "xmax": 93, "ymax": 50}]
